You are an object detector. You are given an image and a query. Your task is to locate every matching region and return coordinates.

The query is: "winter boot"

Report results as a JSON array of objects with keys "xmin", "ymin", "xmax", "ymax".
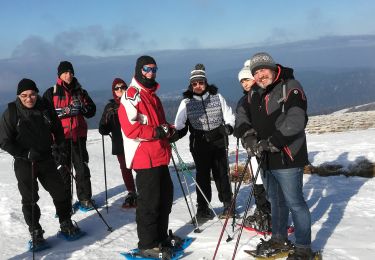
[
  {"xmin": 219, "ymin": 201, "xmax": 235, "ymax": 219},
  {"xmin": 79, "ymin": 199, "xmax": 95, "ymax": 211},
  {"xmin": 139, "ymin": 244, "xmax": 173, "ymax": 260},
  {"xmin": 162, "ymin": 229, "xmax": 184, "ymax": 250},
  {"xmin": 29, "ymin": 228, "xmax": 48, "ymax": 251},
  {"xmin": 122, "ymin": 192, "xmax": 137, "ymax": 208},
  {"xmin": 254, "ymin": 237, "xmax": 293, "ymax": 257},
  {"xmin": 196, "ymin": 205, "xmax": 214, "ymax": 220},
  {"xmin": 59, "ymin": 219, "xmax": 85, "ymax": 241},
  {"xmin": 287, "ymin": 247, "xmax": 315, "ymax": 260}
]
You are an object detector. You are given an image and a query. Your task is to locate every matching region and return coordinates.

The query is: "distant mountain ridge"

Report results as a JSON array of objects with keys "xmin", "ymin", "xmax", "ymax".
[{"xmin": 1, "ymin": 34, "xmax": 375, "ymax": 127}]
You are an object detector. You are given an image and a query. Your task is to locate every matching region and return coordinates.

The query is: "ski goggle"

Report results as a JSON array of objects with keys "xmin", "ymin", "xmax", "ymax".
[{"xmin": 142, "ymin": 66, "xmax": 158, "ymax": 73}]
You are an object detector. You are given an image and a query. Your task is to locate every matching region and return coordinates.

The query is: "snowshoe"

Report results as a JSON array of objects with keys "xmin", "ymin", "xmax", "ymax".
[
  {"xmin": 243, "ymin": 209, "xmax": 272, "ymax": 234},
  {"xmin": 162, "ymin": 230, "xmax": 184, "ymax": 250},
  {"xmin": 122, "ymin": 192, "xmax": 137, "ymax": 208},
  {"xmin": 245, "ymin": 237, "xmax": 293, "ymax": 258},
  {"xmin": 57, "ymin": 219, "xmax": 86, "ymax": 241},
  {"xmin": 28, "ymin": 229, "xmax": 50, "ymax": 252},
  {"xmin": 287, "ymin": 247, "xmax": 323, "ymax": 260},
  {"xmin": 78, "ymin": 199, "xmax": 96, "ymax": 211}
]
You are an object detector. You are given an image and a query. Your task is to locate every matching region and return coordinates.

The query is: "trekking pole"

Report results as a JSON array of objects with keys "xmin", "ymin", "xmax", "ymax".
[
  {"xmin": 171, "ymin": 144, "xmax": 232, "ymax": 237},
  {"xmin": 61, "ymin": 165, "xmax": 113, "ymax": 232},
  {"xmin": 31, "ymin": 161, "xmax": 36, "ymax": 260},
  {"xmin": 231, "ymin": 138, "xmax": 240, "ymax": 232},
  {"xmin": 212, "ymin": 155, "xmax": 251, "ymax": 260},
  {"xmin": 101, "ymin": 135, "xmax": 109, "ymax": 213},
  {"xmin": 231, "ymin": 154, "xmax": 264, "ymax": 260},
  {"xmin": 69, "ymin": 118, "xmax": 74, "ymax": 207},
  {"xmin": 171, "ymin": 150, "xmax": 201, "ymax": 233}
]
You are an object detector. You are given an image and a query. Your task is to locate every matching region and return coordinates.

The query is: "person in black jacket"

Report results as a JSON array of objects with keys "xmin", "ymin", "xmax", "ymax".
[
  {"xmin": 99, "ymin": 78, "xmax": 137, "ymax": 208},
  {"xmin": 241, "ymin": 53, "xmax": 312, "ymax": 259},
  {"xmin": 0, "ymin": 79, "xmax": 83, "ymax": 249}
]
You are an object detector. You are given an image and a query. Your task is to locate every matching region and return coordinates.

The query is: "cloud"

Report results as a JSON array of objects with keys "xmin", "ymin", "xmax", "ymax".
[{"xmin": 11, "ymin": 35, "xmax": 64, "ymax": 58}]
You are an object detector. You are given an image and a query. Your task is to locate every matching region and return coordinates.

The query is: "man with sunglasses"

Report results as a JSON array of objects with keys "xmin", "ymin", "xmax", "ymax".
[
  {"xmin": 0, "ymin": 79, "xmax": 83, "ymax": 250},
  {"xmin": 118, "ymin": 55, "xmax": 181, "ymax": 259},
  {"xmin": 174, "ymin": 63, "xmax": 235, "ymax": 220},
  {"xmin": 99, "ymin": 78, "xmax": 137, "ymax": 208}
]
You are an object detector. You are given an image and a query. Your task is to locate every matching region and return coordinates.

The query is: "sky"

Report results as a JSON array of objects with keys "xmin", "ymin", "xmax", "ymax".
[
  {"xmin": 1, "ymin": 0, "xmax": 375, "ymax": 59},
  {"xmin": 1, "ymin": 127, "xmax": 375, "ymax": 259}
]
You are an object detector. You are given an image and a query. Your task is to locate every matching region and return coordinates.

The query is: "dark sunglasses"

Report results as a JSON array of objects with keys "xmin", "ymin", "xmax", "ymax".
[
  {"xmin": 192, "ymin": 81, "xmax": 205, "ymax": 87},
  {"xmin": 142, "ymin": 65, "xmax": 158, "ymax": 73},
  {"xmin": 114, "ymin": 86, "xmax": 125, "ymax": 91}
]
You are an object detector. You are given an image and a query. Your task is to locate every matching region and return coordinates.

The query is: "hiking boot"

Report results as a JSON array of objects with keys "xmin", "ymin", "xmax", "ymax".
[
  {"xmin": 196, "ymin": 206, "xmax": 214, "ymax": 220},
  {"xmin": 60, "ymin": 219, "xmax": 81, "ymax": 237},
  {"xmin": 162, "ymin": 229, "xmax": 184, "ymax": 249},
  {"xmin": 122, "ymin": 192, "xmax": 137, "ymax": 208},
  {"xmin": 287, "ymin": 247, "xmax": 314, "ymax": 260},
  {"xmin": 139, "ymin": 245, "xmax": 173, "ymax": 260},
  {"xmin": 255, "ymin": 237, "xmax": 293, "ymax": 257},
  {"xmin": 219, "ymin": 202, "xmax": 235, "ymax": 219},
  {"xmin": 29, "ymin": 228, "xmax": 46, "ymax": 248},
  {"xmin": 79, "ymin": 199, "xmax": 95, "ymax": 211}
]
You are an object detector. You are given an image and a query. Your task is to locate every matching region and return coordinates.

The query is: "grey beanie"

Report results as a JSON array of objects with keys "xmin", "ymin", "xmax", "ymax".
[
  {"xmin": 249, "ymin": 52, "xmax": 277, "ymax": 75},
  {"xmin": 190, "ymin": 63, "xmax": 206, "ymax": 83}
]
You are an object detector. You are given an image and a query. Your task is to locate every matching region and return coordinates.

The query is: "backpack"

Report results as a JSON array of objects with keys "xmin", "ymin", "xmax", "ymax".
[{"xmin": 7, "ymin": 102, "xmax": 19, "ymax": 129}]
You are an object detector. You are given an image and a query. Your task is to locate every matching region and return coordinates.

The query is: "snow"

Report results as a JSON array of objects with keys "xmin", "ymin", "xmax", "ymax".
[{"xmin": 1, "ymin": 128, "xmax": 375, "ymax": 259}]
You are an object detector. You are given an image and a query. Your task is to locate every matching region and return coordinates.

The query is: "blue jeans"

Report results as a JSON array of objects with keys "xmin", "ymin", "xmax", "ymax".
[{"xmin": 262, "ymin": 167, "xmax": 311, "ymax": 247}]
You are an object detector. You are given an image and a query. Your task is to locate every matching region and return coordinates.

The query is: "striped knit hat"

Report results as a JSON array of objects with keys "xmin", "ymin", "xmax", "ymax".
[{"xmin": 190, "ymin": 63, "xmax": 206, "ymax": 83}]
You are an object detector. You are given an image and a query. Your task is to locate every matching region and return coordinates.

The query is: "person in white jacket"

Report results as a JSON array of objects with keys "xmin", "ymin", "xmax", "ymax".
[{"xmin": 174, "ymin": 63, "xmax": 235, "ymax": 219}]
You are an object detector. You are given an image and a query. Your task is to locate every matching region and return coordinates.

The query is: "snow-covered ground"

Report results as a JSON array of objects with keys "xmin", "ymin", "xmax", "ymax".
[{"xmin": 1, "ymin": 128, "xmax": 375, "ymax": 260}]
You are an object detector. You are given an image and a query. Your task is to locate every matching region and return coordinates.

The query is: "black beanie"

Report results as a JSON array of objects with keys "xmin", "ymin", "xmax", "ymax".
[
  {"xmin": 57, "ymin": 61, "xmax": 75, "ymax": 77},
  {"xmin": 134, "ymin": 55, "xmax": 158, "ymax": 89},
  {"xmin": 17, "ymin": 78, "xmax": 39, "ymax": 95}
]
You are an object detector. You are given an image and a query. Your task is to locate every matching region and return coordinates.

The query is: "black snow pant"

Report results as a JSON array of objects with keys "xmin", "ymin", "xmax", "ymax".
[
  {"xmin": 135, "ymin": 165, "xmax": 174, "ymax": 249},
  {"xmin": 62, "ymin": 137, "xmax": 92, "ymax": 202},
  {"xmin": 14, "ymin": 158, "xmax": 72, "ymax": 233},
  {"xmin": 190, "ymin": 136, "xmax": 232, "ymax": 209}
]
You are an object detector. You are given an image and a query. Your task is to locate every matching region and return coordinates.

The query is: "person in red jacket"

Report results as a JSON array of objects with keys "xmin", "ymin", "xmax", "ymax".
[
  {"xmin": 43, "ymin": 61, "xmax": 96, "ymax": 211},
  {"xmin": 99, "ymin": 78, "xmax": 137, "ymax": 208},
  {"xmin": 118, "ymin": 55, "xmax": 180, "ymax": 259}
]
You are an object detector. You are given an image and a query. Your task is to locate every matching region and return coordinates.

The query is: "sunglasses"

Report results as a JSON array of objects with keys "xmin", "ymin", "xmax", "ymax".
[
  {"xmin": 191, "ymin": 81, "xmax": 205, "ymax": 87},
  {"xmin": 142, "ymin": 65, "xmax": 158, "ymax": 73},
  {"xmin": 114, "ymin": 86, "xmax": 125, "ymax": 91}
]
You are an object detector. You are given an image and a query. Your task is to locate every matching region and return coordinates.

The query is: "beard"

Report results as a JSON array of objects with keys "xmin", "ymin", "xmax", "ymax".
[{"xmin": 256, "ymin": 77, "xmax": 273, "ymax": 88}]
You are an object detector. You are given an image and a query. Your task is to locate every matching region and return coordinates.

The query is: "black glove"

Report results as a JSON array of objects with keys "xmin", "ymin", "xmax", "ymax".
[
  {"xmin": 219, "ymin": 124, "xmax": 234, "ymax": 136},
  {"xmin": 27, "ymin": 149, "xmax": 42, "ymax": 162},
  {"xmin": 241, "ymin": 129, "xmax": 258, "ymax": 157},
  {"xmin": 168, "ymin": 128, "xmax": 180, "ymax": 143},
  {"xmin": 256, "ymin": 139, "xmax": 280, "ymax": 155},
  {"xmin": 154, "ymin": 124, "xmax": 170, "ymax": 139},
  {"xmin": 52, "ymin": 143, "xmax": 68, "ymax": 166}
]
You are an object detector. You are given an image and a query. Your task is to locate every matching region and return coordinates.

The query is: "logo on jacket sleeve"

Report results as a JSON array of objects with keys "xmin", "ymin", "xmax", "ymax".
[{"xmin": 125, "ymin": 87, "xmax": 139, "ymax": 101}]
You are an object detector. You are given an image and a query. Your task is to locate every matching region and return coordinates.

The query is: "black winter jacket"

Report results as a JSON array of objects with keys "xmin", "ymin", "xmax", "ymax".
[
  {"xmin": 0, "ymin": 97, "xmax": 65, "ymax": 160},
  {"xmin": 98, "ymin": 99, "xmax": 124, "ymax": 155},
  {"xmin": 244, "ymin": 65, "xmax": 308, "ymax": 170}
]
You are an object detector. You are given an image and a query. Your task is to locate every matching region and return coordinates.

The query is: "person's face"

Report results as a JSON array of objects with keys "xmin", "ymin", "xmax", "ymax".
[
  {"xmin": 141, "ymin": 64, "xmax": 157, "ymax": 79},
  {"xmin": 240, "ymin": 78, "xmax": 255, "ymax": 92},
  {"xmin": 59, "ymin": 71, "xmax": 74, "ymax": 84},
  {"xmin": 253, "ymin": 68, "xmax": 276, "ymax": 89},
  {"xmin": 113, "ymin": 83, "xmax": 126, "ymax": 98},
  {"xmin": 18, "ymin": 90, "xmax": 37, "ymax": 108},
  {"xmin": 191, "ymin": 80, "xmax": 206, "ymax": 94}
]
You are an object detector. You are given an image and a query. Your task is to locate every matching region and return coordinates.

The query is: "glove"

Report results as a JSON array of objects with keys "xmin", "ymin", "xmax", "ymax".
[
  {"xmin": 154, "ymin": 124, "xmax": 171, "ymax": 139},
  {"xmin": 241, "ymin": 129, "xmax": 258, "ymax": 157},
  {"xmin": 219, "ymin": 124, "xmax": 234, "ymax": 136},
  {"xmin": 27, "ymin": 149, "xmax": 42, "ymax": 162},
  {"xmin": 168, "ymin": 128, "xmax": 180, "ymax": 143},
  {"xmin": 256, "ymin": 139, "xmax": 280, "ymax": 155},
  {"xmin": 52, "ymin": 143, "xmax": 68, "ymax": 166}
]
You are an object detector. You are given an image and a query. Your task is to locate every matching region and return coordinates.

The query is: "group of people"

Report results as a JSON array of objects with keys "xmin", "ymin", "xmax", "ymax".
[{"xmin": 0, "ymin": 52, "xmax": 314, "ymax": 260}]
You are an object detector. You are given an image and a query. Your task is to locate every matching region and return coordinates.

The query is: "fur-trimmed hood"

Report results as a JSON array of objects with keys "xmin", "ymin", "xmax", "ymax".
[{"xmin": 182, "ymin": 84, "xmax": 218, "ymax": 99}]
